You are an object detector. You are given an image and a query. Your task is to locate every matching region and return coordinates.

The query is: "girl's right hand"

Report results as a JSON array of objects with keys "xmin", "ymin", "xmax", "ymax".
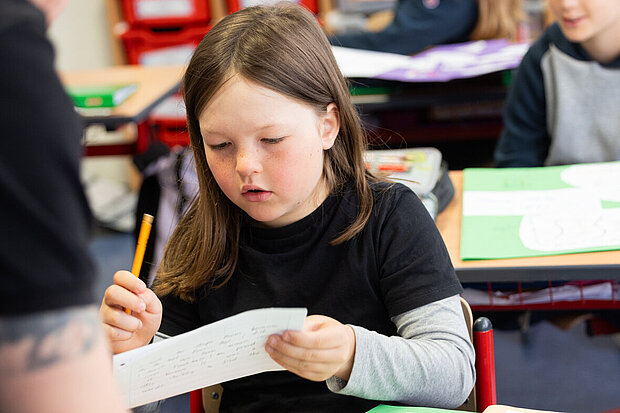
[{"xmin": 99, "ymin": 270, "xmax": 162, "ymax": 354}]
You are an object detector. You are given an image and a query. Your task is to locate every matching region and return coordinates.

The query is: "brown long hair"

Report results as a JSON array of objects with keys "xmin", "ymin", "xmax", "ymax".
[
  {"xmin": 154, "ymin": 4, "xmax": 375, "ymax": 301},
  {"xmin": 471, "ymin": 0, "xmax": 524, "ymax": 41}
]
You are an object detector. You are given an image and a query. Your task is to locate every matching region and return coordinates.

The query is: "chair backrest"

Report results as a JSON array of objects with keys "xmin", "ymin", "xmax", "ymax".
[
  {"xmin": 189, "ymin": 384, "xmax": 222, "ymax": 413},
  {"xmin": 459, "ymin": 297, "xmax": 498, "ymax": 413},
  {"xmin": 472, "ymin": 315, "xmax": 497, "ymax": 412},
  {"xmin": 458, "ymin": 297, "xmax": 477, "ymax": 412},
  {"xmin": 190, "ymin": 299, "xmax": 496, "ymax": 413}
]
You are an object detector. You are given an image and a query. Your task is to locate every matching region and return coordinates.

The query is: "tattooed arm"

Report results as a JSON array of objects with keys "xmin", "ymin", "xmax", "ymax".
[{"xmin": 0, "ymin": 306, "xmax": 129, "ymax": 413}]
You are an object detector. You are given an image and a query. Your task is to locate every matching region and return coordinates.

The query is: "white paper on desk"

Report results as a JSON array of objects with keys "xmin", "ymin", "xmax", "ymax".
[
  {"xmin": 113, "ymin": 307, "xmax": 307, "ymax": 408},
  {"xmin": 520, "ymin": 208, "xmax": 620, "ymax": 251},
  {"xmin": 462, "ymin": 188, "xmax": 602, "ymax": 217},
  {"xmin": 331, "ymin": 46, "xmax": 413, "ymax": 78},
  {"xmin": 561, "ymin": 162, "xmax": 620, "ymax": 202}
]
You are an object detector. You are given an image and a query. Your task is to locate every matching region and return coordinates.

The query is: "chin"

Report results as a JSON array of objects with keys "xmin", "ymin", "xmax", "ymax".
[
  {"xmin": 245, "ymin": 210, "xmax": 283, "ymax": 227},
  {"xmin": 560, "ymin": 26, "xmax": 591, "ymax": 42}
]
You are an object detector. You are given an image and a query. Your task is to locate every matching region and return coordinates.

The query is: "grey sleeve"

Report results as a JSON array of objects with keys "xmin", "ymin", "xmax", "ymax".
[{"xmin": 326, "ymin": 295, "xmax": 475, "ymax": 408}]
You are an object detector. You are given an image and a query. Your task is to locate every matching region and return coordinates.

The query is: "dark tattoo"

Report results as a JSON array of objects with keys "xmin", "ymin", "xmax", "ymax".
[{"xmin": 0, "ymin": 306, "xmax": 100, "ymax": 375}]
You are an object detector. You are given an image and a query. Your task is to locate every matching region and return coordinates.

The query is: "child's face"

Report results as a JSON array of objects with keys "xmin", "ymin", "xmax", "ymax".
[
  {"xmin": 198, "ymin": 76, "xmax": 339, "ymax": 228},
  {"xmin": 549, "ymin": 0, "xmax": 620, "ymax": 46}
]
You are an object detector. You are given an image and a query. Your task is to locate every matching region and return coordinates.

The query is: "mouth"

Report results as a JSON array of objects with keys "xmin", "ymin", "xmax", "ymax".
[
  {"xmin": 241, "ymin": 186, "xmax": 272, "ymax": 201},
  {"xmin": 562, "ymin": 16, "xmax": 584, "ymax": 27},
  {"xmin": 242, "ymin": 186, "xmax": 266, "ymax": 194}
]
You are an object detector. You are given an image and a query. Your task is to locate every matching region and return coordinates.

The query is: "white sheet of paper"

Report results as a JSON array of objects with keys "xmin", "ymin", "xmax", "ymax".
[
  {"xmin": 561, "ymin": 162, "xmax": 620, "ymax": 202},
  {"xmin": 331, "ymin": 41, "xmax": 529, "ymax": 80},
  {"xmin": 113, "ymin": 307, "xmax": 307, "ymax": 408},
  {"xmin": 462, "ymin": 188, "xmax": 602, "ymax": 217},
  {"xmin": 331, "ymin": 46, "xmax": 413, "ymax": 78},
  {"xmin": 519, "ymin": 208, "xmax": 620, "ymax": 251}
]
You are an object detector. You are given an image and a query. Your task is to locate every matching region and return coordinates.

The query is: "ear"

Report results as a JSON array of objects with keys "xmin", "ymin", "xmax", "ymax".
[{"xmin": 320, "ymin": 103, "xmax": 340, "ymax": 150}]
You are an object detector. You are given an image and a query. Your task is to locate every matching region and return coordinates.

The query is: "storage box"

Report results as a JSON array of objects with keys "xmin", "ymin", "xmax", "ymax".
[
  {"xmin": 148, "ymin": 93, "xmax": 190, "ymax": 148},
  {"xmin": 120, "ymin": 24, "xmax": 210, "ymax": 65},
  {"xmin": 121, "ymin": 0, "xmax": 210, "ymax": 27},
  {"xmin": 152, "ymin": 119, "xmax": 190, "ymax": 147}
]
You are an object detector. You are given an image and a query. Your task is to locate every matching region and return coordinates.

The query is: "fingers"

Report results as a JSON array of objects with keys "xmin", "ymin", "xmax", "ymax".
[
  {"xmin": 99, "ymin": 271, "xmax": 163, "ymax": 354},
  {"xmin": 100, "ymin": 271, "xmax": 148, "ymax": 337},
  {"xmin": 102, "ymin": 271, "xmax": 150, "ymax": 314},
  {"xmin": 103, "ymin": 284, "xmax": 146, "ymax": 314},
  {"xmin": 266, "ymin": 339, "xmax": 338, "ymax": 381},
  {"xmin": 266, "ymin": 331, "xmax": 348, "ymax": 364},
  {"xmin": 100, "ymin": 290, "xmax": 144, "ymax": 335},
  {"xmin": 285, "ymin": 315, "xmax": 346, "ymax": 348},
  {"xmin": 137, "ymin": 287, "xmax": 163, "ymax": 315},
  {"xmin": 102, "ymin": 321, "xmax": 137, "ymax": 341},
  {"xmin": 114, "ymin": 270, "xmax": 147, "ymax": 298},
  {"xmin": 267, "ymin": 334, "xmax": 342, "ymax": 362},
  {"xmin": 265, "ymin": 316, "xmax": 356, "ymax": 382}
]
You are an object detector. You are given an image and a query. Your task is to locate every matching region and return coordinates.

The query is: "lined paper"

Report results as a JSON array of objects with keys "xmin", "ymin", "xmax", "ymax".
[{"xmin": 113, "ymin": 307, "xmax": 307, "ymax": 408}]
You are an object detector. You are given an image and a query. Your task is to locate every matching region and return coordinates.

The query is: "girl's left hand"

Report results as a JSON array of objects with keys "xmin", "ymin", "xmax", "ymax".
[{"xmin": 265, "ymin": 314, "xmax": 356, "ymax": 382}]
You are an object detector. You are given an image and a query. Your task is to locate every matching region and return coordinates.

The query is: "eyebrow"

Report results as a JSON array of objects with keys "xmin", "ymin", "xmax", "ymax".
[
  {"xmin": 202, "ymin": 123, "xmax": 282, "ymax": 136},
  {"xmin": 201, "ymin": 129, "xmax": 227, "ymax": 137}
]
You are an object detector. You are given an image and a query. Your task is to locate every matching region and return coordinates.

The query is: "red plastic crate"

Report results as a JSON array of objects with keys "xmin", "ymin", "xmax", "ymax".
[
  {"xmin": 148, "ymin": 93, "xmax": 190, "ymax": 148},
  {"xmin": 120, "ymin": 24, "xmax": 210, "ymax": 65},
  {"xmin": 153, "ymin": 119, "xmax": 190, "ymax": 147},
  {"xmin": 226, "ymin": 0, "xmax": 318, "ymax": 14},
  {"xmin": 121, "ymin": 0, "xmax": 210, "ymax": 27}
]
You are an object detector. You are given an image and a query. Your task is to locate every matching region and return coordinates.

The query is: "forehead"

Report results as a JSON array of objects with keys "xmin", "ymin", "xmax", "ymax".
[{"xmin": 198, "ymin": 75, "xmax": 319, "ymax": 130}]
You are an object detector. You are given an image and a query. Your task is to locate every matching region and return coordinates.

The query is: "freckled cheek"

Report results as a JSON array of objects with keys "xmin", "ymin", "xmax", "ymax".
[
  {"xmin": 274, "ymin": 148, "xmax": 324, "ymax": 185},
  {"xmin": 207, "ymin": 158, "xmax": 237, "ymax": 195}
]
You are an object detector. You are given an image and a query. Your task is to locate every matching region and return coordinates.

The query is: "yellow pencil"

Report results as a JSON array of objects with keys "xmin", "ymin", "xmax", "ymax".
[{"xmin": 126, "ymin": 213, "xmax": 154, "ymax": 314}]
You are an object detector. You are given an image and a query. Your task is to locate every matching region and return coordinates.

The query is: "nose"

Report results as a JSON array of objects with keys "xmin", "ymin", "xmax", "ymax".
[
  {"xmin": 559, "ymin": 0, "xmax": 578, "ymax": 10},
  {"xmin": 235, "ymin": 146, "xmax": 262, "ymax": 177}
]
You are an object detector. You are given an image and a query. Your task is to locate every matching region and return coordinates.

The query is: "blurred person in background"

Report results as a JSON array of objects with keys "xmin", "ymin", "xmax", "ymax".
[{"xmin": 0, "ymin": 1, "xmax": 129, "ymax": 412}]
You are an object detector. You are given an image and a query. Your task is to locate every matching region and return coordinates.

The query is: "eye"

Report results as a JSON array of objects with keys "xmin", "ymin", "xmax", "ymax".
[
  {"xmin": 207, "ymin": 142, "xmax": 230, "ymax": 150},
  {"xmin": 262, "ymin": 137, "xmax": 285, "ymax": 144}
]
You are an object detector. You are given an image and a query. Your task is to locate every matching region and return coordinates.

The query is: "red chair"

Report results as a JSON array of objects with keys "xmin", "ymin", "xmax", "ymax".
[
  {"xmin": 190, "ymin": 384, "xmax": 221, "ymax": 413},
  {"xmin": 473, "ymin": 316, "xmax": 497, "ymax": 411},
  {"xmin": 459, "ymin": 297, "xmax": 497, "ymax": 412}
]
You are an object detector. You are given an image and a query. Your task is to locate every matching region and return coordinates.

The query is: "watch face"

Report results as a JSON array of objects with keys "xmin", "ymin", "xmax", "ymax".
[{"xmin": 423, "ymin": 0, "xmax": 440, "ymax": 9}]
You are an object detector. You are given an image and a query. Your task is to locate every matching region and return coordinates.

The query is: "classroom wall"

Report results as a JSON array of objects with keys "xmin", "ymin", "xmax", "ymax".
[{"xmin": 48, "ymin": 0, "xmax": 113, "ymax": 70}]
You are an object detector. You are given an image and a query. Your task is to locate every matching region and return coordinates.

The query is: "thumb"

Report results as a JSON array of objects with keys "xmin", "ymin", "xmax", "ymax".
[
  {"xmin": 302, "ymin": 315, "xmax": 329, "ymax": 332},
  {"xmin": 137, "ymin": 289, "xmax": 162, "ymax": 314}
]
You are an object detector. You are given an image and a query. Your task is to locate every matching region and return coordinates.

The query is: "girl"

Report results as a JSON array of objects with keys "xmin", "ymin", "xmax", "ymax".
[
  {"xmin": 494, "ymin": 0, "xmax": 620, "ymax": 167},
  {"xmin": 328, "ymin": 0, "xmax": 524, "ymax": 56},
  {"xmin": 100, "ymin": 4, "xmax": 474, "ymax": 412}
]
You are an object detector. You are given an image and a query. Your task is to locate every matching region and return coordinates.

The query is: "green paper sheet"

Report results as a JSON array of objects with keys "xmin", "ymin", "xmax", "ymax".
[
  {"xmin": 460, "ymin": 162, "xmax": 620, "ymax": 260},
  {"xmin": 366, "ymin": 405, "xmax": 473, "ymax": 413}
]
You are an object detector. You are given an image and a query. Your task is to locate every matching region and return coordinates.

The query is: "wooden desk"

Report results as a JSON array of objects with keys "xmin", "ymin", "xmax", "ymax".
[
  {"xmin": 350, "ymin": 73, "xmax": 508, "ymax": 145},
  {"xmin": 436, "ymin": 171, "xmax": 620, "ymax": 283},
  {"xmin": 60, "ymin": 64, "xmax": 185, "ymax": 156},
  {"xmin": 350, "ymin": 73, "xmax": 508, "ymax": 112},
  {"xmin": 61, "ymin": 64, "xmax": 185, "ymax": 128}
]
